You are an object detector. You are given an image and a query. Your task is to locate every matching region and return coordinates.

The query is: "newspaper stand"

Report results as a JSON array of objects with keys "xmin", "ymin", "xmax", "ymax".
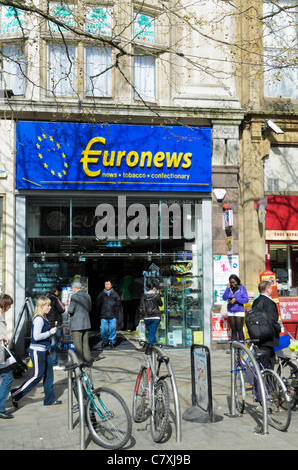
[{"xmin": 183, "ymin": 344, "xmax": 223, "ymax": 423}]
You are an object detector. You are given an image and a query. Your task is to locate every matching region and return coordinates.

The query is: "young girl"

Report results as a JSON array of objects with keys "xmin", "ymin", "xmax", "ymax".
[{"xmin": 11, "ymin": 296, "xmax": 62, "ymax": 408}]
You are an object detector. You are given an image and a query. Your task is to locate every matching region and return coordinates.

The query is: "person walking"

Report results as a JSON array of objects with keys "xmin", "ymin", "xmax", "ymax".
[
  {"xmin": 0, "ymin": 294, "xmax": 14, "ymax": 418},
  {"xmin": 96, "ymin": 280, "xmax": 121, "ymax": 349},
  {"xmin": 138, "ymin": 283, "xmax": 163, "ymax": 343},
  {"xmin": 222, "ymin": 274, "xmax": 249, "ymax": 341},
  {"xmin": 251, "ymin": 280, "xmax": 281, "ymax": 369},
  {"xmin": 47, "ymin": 285, "xmax": 65, "ymax": 370},
  {"xmin": 68, "ymin": 281, "xmax": 92, "ymax": 364},
  {"xmin": 11, "ymin": 296, "xmax": 62, "ymax": 408}
]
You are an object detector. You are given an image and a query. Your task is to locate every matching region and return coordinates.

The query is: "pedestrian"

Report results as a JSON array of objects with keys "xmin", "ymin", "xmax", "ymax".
[
  {"xmin": 11, "ymin": 296, "xmax": 62, "ymax": 409},
  {"xmin": 222, "ymin": 274, "xmax": 249, "ymax": 341},
  {"xmin": 138, "ymin": 283, "xmax": 163, "ymax": 343},
  {"xmin": 251, "ymin": 280, "xmax": 281, "ymax": 369},
  {"xmin": 0, "ymin": 294, "xmax": 14, "ymax": 419},
  {"xmin": 96, "ymin": 279, "xmax": 121, "ymax": 349},
  {"xmin": 47, "ymin": 285, "xmax": 65, "ymax": 370},
  {"xmin": 68, "ymin": 281, "xmax": 92, "ymax": 364}
]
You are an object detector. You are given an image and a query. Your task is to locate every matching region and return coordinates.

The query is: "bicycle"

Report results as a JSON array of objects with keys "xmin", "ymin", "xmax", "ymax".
[
  {"xmin": 65, "ymin": 357, "xmax": 132, "ymax": 450},
  {"xmin": 232, "ymin": 341, "xmax": 291, "ymax": 432},
  {"xmin": 276, "ymin": 351, "xmax": 298, "ymax": 410},
  {"xmin": 132, "ymin": 340, "xmax": 171, "ymax": 442}
]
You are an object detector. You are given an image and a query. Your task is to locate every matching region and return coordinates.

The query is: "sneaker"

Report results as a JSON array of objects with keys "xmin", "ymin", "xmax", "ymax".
[
  {"xmin": 11, "ymin": 390, "xmax": 19, "ymax": 409},
  {"xmin": 47, "ymin": 400, "xmax": 62, "ymax": 406},
  {"xmin": 109, "ymin": 343, "xmax": 116, "ymax": 349}
]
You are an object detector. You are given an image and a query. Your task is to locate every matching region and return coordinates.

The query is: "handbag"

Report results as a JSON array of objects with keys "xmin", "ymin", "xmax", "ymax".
[
  {"xmin": 220, "ymin": 301, "xmax": 228, "ymax": 317},
  {"xmin": 0, "ymin": 343, "xmax": 17, "ymax": 367}
]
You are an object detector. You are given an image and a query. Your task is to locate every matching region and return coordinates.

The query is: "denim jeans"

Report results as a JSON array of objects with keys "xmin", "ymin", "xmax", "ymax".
[
  {"xmin": 144, "ymin": 318, "xmax": 160, "ymax": 343},
  {"xmin": 50, "ymin": 326, "xmax": 62, "ymax": 366},
  {"xmin": 101, "ymin": 318, "xmax": 116, "ymax": 345},
  {"xmin": 11, "ymin": 348, "xmax": 56, "ymax": 406},
  {"xmin": 0, "ymin": 366, "xmax": 13, "ymax": 412}
]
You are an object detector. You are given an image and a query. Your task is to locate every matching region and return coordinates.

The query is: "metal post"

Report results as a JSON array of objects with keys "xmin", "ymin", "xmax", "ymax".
[
  {"xmin": 154, "ymin": 345, "xmax": 182, "ymax": 443},
  {"xmin": 67, "ymin": 350, "xmax": 86, "ymax": 449}
]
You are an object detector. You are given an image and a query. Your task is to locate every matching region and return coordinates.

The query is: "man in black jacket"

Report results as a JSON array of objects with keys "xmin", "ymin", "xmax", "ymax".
[
  {"xmin": 252, "ymin": 280, "xmax": 281, "ymax": 369},
  {"xmin": 96, "ymin": 280, "xmax": 121, "ymax": 349}
]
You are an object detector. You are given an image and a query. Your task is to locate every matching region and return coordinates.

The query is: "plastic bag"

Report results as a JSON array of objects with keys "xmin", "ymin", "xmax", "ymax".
[{"xmin": 135, "ymin": 321, "xmax": 146, "ymax": 340}]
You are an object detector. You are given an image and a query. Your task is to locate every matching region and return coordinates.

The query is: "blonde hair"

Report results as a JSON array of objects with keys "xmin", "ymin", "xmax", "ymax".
[{"xmin": 33, "ymin": 296, "xmax": 51, "ymax": 319}]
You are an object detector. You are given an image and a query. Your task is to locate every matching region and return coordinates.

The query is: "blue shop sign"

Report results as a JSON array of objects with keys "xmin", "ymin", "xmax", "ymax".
[{"xmin": 16, "ymin": 121, "xmax": 211, "ymax": 192}]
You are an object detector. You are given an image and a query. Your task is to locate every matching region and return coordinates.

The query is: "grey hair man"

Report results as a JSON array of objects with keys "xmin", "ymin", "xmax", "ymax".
[{"xmin": 68, "ymin": 281, "xmax": 92, "ymax": 364}]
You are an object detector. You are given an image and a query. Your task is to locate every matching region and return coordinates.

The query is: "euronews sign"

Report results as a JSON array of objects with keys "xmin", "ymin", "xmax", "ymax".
[{"xmin": 16, "ymin": 121, "xmax": 211, "ymax": 192}]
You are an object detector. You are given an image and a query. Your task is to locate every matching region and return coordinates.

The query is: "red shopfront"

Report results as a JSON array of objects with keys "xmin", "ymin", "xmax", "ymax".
[{"xmin": 265, "ymin": 195, "xmax": 298, "ymax": 338}]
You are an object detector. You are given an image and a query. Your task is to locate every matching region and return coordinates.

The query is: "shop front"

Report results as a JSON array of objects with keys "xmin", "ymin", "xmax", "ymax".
[
  {"xmin": 15, "ymin": 121, "xmax": 213, "ymax": 348},
  {"xmin": 265, "ymin": 195, "xmax": 298, "ymax": 337}
]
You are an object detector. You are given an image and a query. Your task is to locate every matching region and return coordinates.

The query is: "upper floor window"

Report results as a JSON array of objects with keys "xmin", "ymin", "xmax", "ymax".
[
  {"xmin": 0, "ymin": 43, "xmax": 25, "ymax": 95},
  {"xmin": 86, "ymin": 45, "xmax": 112, "ymax": 97},
  {"xmin": 48, "ymin": 2, "xmax": 76, "ymax": 32},
  {"xmin": 134, "ymin": 12, "xmax": 155, "ymax": 43},
  {"xmin": 86, "ymin": 6, "xmax": 112, "ymax": 36},
  {"xmin": 133, "ymin": 12, "xmax": 156, "ymax": 102},
  {"xmin": 48, "ymin": 42, "xmax": 76, "ymax": 96},
  {"xmin": 1, "ymin": 5, "xmax": 24, "ymax": 33},
  {"xmin": 263, "ymin": 0, "xmax": 298, "ymax": 98}
]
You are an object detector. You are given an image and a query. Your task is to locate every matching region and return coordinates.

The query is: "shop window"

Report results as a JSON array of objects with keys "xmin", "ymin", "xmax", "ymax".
[
  {"xmin": 269, "ymin": 244, "xmax": 298, "ymax": 296},
  {"xmin": 263, "ymin": 0, "xmax": 298, "ymax": 99},
  {"xmin": 48, "ymin": 42, "xmax": 76, "ymax": 96},
  {"xmin": 86, "ymin": 46, "xmax": 112, "ymax": 97}
]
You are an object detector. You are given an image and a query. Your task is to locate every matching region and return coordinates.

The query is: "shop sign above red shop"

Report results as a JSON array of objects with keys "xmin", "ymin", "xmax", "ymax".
[{"xmin": 266, "ymin": 195, "xmax": 298, "ymax": 241}]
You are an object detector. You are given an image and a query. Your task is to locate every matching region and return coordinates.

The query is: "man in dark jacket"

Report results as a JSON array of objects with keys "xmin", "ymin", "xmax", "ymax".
[
  {"xmin": 252, "ymin": 280, "xmax": 281, "ymax": 369},
  {"xmin": 47, "ymin": 286, "xmax": 65, "ymax": 369},
  {"xmin": 96, "ymin": 280, "xmax": 121, "ymax": 349}
]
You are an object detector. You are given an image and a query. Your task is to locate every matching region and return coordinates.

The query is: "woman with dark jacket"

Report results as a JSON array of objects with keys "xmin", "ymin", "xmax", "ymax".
[
  {"xmin": 139, "ymin": 284, "xmax": 163, "ymax": 343},
  {"xmin": 222, "ymin": 274, "xmax": 249, "ymax": 341}
]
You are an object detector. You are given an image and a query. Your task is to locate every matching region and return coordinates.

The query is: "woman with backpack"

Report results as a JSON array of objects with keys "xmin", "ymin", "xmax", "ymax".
[
  {"xmin": 138, "ymin": 283, "xmax": 163, "ymax": 343},
  {"xmin": 222, "ymin": 274, "xmax": 249, "ymax": 341}
]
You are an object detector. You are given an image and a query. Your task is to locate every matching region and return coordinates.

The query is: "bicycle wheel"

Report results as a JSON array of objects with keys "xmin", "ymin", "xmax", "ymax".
[
  {"xmin": 132, "ymin": 365, "xmax": 149, "ymax": 423},
  {"xmin": 150, "ymin": 378, "xmax": 169, "ymax": 443},
  {"xmin": 86, "ymin": 387, "xmax": 132, "ymax": 450},
  {"xmin": 276, "ymin": 359, "xmax": 298, "ymax": 410},
  {"xmin": 262, "ymin": 369, "xmax": 291, "ymax": 432},
  {"xmin": 234, "ymin": 364, "xmax": 246, "ymax": 414}
]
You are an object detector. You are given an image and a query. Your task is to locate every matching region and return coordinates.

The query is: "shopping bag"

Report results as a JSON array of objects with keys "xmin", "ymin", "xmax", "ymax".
[{"xmin": 135, "ymin": 321, "xmax": 146, "ymax": 340}]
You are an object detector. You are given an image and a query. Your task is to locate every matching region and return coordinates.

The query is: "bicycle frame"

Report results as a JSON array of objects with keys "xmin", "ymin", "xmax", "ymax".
[{"xmin": 230, "ymin": 342, "xmax": 268, "ymax": 433}]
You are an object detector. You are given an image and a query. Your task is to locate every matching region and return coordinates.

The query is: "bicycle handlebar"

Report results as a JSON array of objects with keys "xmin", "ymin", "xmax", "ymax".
[{"xmin": 132, "ymin": 338, "xmax": 174, "ymax": 349}]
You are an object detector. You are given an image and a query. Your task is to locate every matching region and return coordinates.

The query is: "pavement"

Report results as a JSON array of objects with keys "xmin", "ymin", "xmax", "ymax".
[{"xmin": 1, "ymin": 330, "xmax": 298, "ymax": 453}]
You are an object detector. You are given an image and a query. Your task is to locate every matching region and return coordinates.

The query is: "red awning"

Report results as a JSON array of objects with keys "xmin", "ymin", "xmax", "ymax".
[{"xmin": 266, "ymin": 195, "xmax": 298, "ymax": 230}]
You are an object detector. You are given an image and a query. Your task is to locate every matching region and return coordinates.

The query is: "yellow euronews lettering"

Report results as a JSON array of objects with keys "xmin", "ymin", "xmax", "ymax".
[
  {"xmin": 80, "ymin": 136, "xmax": 193, "ymax": 177},
  {"xmin": 80, "ymin": 137, "xmax": 106, "ymax": 177}
]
